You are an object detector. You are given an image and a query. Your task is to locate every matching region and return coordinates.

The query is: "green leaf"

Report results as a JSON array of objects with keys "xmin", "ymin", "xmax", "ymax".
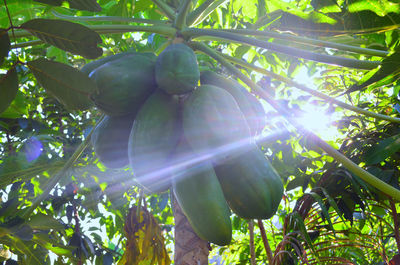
[
  {"xmin": 348, "ymin": 0, "xmax": 400, "ymax": 16},
  {"xmin": 33, "ymin": 0, "xmax": 102, "ymax": 12},
  {"xmin": 21, "ymin": 19, "xmax": 103, "ymax": 59},
  {"xmin": 233, "ymin": 0, "xmax": 257, "ymax": 18},
  {"xmin": 0, "ymin": 68, "xmax": 18, "ymax": 114},
  {"xmin": 27, "ymin": 58, "xmax": 96, "ymax": 110},
  {"xmin": 347, "ymin": 51, "xmax": 400, "ymax": 93},
  {"xmin": 0, "ymin": 28, "xmax": 10, "ymax": 67},
  {"xmin": 363, "ymin": 133, "xmax": 400, "ymax": 165},
  {"xmin": 28, "ymin": 213, "xmax": 65, "ymax": 231}
]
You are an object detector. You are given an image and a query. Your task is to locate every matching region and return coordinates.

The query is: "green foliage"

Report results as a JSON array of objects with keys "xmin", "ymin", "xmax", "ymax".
[{"xmin": 1, "ymin": 0, "xmax": 400, "ymax": 264}]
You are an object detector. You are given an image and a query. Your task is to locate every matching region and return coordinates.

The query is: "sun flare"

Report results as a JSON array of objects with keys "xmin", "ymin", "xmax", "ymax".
[{"xmin": 296, "ymin": 104, "xmax": 340, "ymax": 141}]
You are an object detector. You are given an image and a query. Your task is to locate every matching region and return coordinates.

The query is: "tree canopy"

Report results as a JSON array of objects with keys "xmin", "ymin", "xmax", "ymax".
[{"xmin": 1, "ymin": 0, "xmax": 400, "ymax": 264}]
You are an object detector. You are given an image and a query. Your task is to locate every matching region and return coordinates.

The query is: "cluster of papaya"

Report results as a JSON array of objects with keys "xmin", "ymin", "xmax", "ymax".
[{"xmin": 83, "ymin": 43, "xmax": 284, "ymax": 246}]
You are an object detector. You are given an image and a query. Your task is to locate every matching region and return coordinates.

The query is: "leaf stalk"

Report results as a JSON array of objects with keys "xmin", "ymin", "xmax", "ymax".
[{"xmin": 183, "ymin": 28, "xmax": 381, "ymax": 70}]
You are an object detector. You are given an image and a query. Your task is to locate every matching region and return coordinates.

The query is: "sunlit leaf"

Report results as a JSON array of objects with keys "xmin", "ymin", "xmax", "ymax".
[
  {"xmin": 21, "ymin": 19, "xmax": 103, "ymax": 59},
  {"xmin": 347, "ymin": 51, "xmax": 400, "ymax": 93},
  {"xmin": 0, "ymin": 68, "xmax": 18, "ymax": 114},
  {"xmin": 348, "ymin": 0, "xmax": 400, "ymax": 16},
  {"xmin": 34, "ymin": 0, "xmax": 101, "ymax": 12},
  {"xmin": 27, "ymin": 58, "xmax": 96, "ymax": 110}
]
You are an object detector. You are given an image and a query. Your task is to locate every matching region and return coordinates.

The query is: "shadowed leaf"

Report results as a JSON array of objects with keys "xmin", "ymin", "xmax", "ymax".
[
  {"xmin": 0, "ymin": 28, "xmax": 10, "ymax": 67},
  {"xmin": 0, "ymin": 68, "xmax": 19, "ymax": 114},
  {"xmin": 21, "ymin": 19, "xmax": 103, "ymax": 59},
  {"xmin": 363, "ymin": 133, "xmax": 400, "ymax": 165},
  {"xmin": 27, "ymin": 58, "xmax": 96, "ymax": 110}
]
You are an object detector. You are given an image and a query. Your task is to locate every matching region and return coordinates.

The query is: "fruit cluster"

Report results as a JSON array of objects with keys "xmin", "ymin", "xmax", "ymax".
[{"xmin": 84, "ymin": 43, "xmax": 283, "ymax": 246}]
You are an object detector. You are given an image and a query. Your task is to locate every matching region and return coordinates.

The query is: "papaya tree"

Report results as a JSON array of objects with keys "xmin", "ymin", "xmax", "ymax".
[{"xmin": 1, "ymin": 0, "xmax": 400, "ymax": 264}]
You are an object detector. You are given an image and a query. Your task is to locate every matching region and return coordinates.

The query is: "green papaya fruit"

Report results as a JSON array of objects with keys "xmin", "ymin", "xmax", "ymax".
[
  {"xmin": 214, "ymin": 146, "xmax": 283, "ymax": 219},
  {"xmin": 183, "ymin": 85, "xmax": 253, "ymax": 164},
  {"xmin": 128, "ymin": 91, "xmax": 181, "ymax": 193},
  {"xmin": 89, "ymin": 53, "xmax": 157, "ymax": 116},
  {"xmin": 200, "ymin": 71, "xmax": 266, "ymax": 135},
  {"xmin": 91, "ymin": 114, "xmax": 134, "ymax": 169},
  {"xmin": 155, "ymin": 43, "xmax": 199, "ymax": 95},
  {"xmin": 172, "ymin": 141, "xmax": 232, "ymax": 246},
  {"xmin": 80, "ymin": 52, "xmax": 134, "ymax": 76}
]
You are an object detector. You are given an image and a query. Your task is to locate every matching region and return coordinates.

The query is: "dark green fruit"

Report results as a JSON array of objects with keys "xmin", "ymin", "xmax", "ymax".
[
  {"xmin": 155, "ymin": 43, "xmax": 199, "ymax": 95},
  {"xmin": 172, "ymin": 141, "xmax": 232, "ymax": 246},
  {"xmin": 183, "ymin": 85, "xmax": 253, "ymax": 164},
  {"xmin": 89, "ymin": 53, "xmax": 157, "ymax": 116},
  {"xmin": 80, "ymin": 52, "xmax": 134, "ymax": 76},
  {"xmin": 128, "ymin": 91, "xmax": 181, "ymax": 193},
  {"xmin": 215, "ymin": 146, "xmax": 283, "ymax": 219},
  {"xmin": 91, "ymin": 114, "xmax": 134, "ymax": 169},
  {"xmin": 200, "ymin": 71, "xmax": 266, "ymax": 135}
]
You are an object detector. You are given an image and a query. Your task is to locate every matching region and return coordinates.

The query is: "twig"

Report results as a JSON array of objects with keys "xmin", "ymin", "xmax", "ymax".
[
  {"xmin": 258, "ymin": 219, "xmax": 274, "ymax": 264},
  {"xmin": 249, "ymin": 220, "xmax": 256, "ymax": 265}
]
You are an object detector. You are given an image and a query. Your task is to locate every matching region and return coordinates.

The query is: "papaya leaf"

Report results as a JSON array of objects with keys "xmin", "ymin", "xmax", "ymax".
[
  {"xmin": 27, "ymin": 58, "xmax": 96, "ymax": 110},
  {"xmin": 347, "ymin": 51, "xmax": 400, "ymax": 93},
  {"xmin": 0, "ymin": 28, "xmax": 10, "ymax": 67},
  {"xmin": 0, "ymin": 68, "xmax": 19, "ymax": 114},
  {"xmin": 33, "ymin": 0, "xmax": 102, "ymax": 12},
  {"xmin": 21, "ymin": 19, "xmax": 103, "ymax": 59},
  {"xmin": 363, "ymin": 133, "xmax": 400, "ymax": 165}
]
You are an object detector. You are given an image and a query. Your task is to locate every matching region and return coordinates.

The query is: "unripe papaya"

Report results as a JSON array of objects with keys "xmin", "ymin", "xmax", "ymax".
[
  {"xmin": 128, "ymin": 91, "xmax": 181, "ymax": 193},
  {"xmin": 214, "ymin": 146, "xmax": 283, "ymax": 219},
  {"xmin": 91, "ymin": 114, "xmax": 134, "ymax": 169},
  {"xmin": 80, "ymin": 52, "xmax": 134, "ymax": 76},
  {"xmin": 200, "ymin": 71, "xmax": 266, "ymax": 135},
  {"xmin": 89, "ymin": 53, "xmax": 157, "ymax": 116},
  {"xmin": 172, "ymin": 141, "xmax": 232, "ymax": 246},
  {"xmin": 183, "ymin": 85, "xmax": 253, "ymax": 164},
  {"xmin": 155, "ymin": 43, "xmax": 199, "ymax": 95}
]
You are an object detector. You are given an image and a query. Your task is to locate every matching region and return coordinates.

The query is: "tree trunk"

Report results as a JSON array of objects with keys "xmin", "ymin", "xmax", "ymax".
[{"xmin": 173, "ymin": 194, "xmax": 209, "ymax": 265}]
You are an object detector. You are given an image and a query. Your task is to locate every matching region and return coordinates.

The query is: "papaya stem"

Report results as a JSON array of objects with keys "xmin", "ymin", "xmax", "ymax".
[
  {"xmin": 190, "ymin": 41, "xmax": 400, "ymax": 201},
  {"xmin": 150, "ymin": 0, "xmax": 176, "ymax": 21},
  {"xmin": 174, "ymin": 0, "xmax": 192, "ymax": 29},
  {"xmin": 183, "ymin": 28, "xmax": 380, "ymax": 70},
  {"xmin": 221, "ymin": 29, "xmax": 389, "ymax": 57},
  {"xmin": 19, "ymin": 115, "xmax": 104, "ymax": 219},
  {"xmin": 221, "ymin": 52, "xmax": 400, "ymax": 124},
  {"xmin": 187, "ymin": 0, "xmax": 228, "ymax": 26},
  {"xmin": 51, "ymin": 10, "xmax": 168, "ymax": 25}
]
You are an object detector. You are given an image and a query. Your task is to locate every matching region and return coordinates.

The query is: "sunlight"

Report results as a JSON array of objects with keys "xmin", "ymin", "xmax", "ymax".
[{"xmin": 296, "ymin": 104, "xmax": 341, "ymax": 141}]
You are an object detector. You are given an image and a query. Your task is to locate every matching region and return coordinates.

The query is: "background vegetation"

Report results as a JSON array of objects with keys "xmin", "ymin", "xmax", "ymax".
[{"xmin": 1, "ymin": 0, "xmax": 400, "ymax": 264}]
